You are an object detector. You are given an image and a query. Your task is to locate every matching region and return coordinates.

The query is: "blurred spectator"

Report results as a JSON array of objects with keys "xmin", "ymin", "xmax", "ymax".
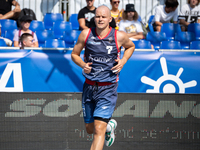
[
  {"xmin": 110, "ymin": 0, "xmax": 124, "ymax": 30},
  {"xmin": 118, "ymin": 4, "xmax": 144, "ymax": 41},
  {"xmin": 151, "ymin": 0, "xmax": 179, "ymax": 31},
  {"xmin": 13, "ymin": 15, "xmax": 38, "ymax": 47},
  {"xmin": 0, "ymin": 23, "xmax": 13, "ymax": 46},
  {"xmin": 179, "ymin": 0, "xmax": 200, "ymax": 31},
  {"xmin": 19, "ymin": 33, "xmax": 34, "ymax": 49},
  {"xmin": 78, "ymin": 0, "xmax": 96, "ymax": 30},
  {"xmin": 17, "ymin": 8, "xmax": 37, "ymax": 28},
  {"xmin": 0, "ymin": 0, "xmax": 21, "ymax": 20}
]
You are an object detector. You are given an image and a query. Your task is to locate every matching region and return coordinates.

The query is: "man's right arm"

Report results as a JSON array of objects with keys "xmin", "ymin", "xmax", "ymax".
[
  {"xmin": 71, "ymin": 30, "xmax": 86, "ymax": 68},
  {"xmin": 78, "ymin": 18, "xmax": 89, "ymax": 30},
  {"xmin": 78, "ymin": 9, "xmax": 89, "ymax": 30},
  {"xmin": 71, "ymin": 29, "xmax": 93, "ymax": 74}
]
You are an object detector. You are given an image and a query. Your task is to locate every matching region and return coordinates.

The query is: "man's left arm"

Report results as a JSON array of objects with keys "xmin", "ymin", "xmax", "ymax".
[
  {"xmin": 111, "ymin": 31, "xmax": 135, "ymax": 74},
  {"xmin": 12, "ymin": 0, "xmax": 21, "ymax": 12}
]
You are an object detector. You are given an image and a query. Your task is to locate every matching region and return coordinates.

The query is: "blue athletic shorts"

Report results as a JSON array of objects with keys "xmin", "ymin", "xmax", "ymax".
[{"xmin": 82, "ymin": 82, "xmax": 118, "ymax": 124}]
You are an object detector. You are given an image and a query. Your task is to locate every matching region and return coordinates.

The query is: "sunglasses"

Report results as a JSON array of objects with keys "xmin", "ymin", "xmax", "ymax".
[
  {"xmin": 113, "ymin": 1, "xmax": 120, "ymax": 4},
  {"xmin": 23, "ymin": 20, "xmax": 31, "ymax": 23}
]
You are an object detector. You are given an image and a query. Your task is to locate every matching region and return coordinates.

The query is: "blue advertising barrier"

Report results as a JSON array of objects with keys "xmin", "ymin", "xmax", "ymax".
[{"xmin": 0, "ymin": 49, "xmax": 199, "ymax": 93}]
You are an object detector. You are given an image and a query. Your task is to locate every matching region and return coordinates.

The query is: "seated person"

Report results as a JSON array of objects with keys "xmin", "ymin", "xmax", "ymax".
[
  {"xmin": 110, "ymin": 0, "xmax": 124, "ymax": 30},
  {"xmin": 19, "ymin": 33, "xmax": 34, "ymax": 49},
  {"xmin": 89, "ymin": 16, "xmax": 116, "ymax": 28},
  {"xmin": 179, "ymin": 0, "xmax": 200, "ymax": 31},
  {"xmin": 13, "ymin": 15, "xmax": 38, "ymax": 47},
  {"xmin": 0, "ymin": 0, "xmax": 21, "ymax": 20},
  {"xmin": 78, "ymin": 0, "xmax": 96, "ymax": 30},
  {"xmin": 151, "ymin": 0, "xmax": 179, "ymax": 32},
  {"xmin": 118, "ymin": 4, "xmax": 144, "ymax": 41}
]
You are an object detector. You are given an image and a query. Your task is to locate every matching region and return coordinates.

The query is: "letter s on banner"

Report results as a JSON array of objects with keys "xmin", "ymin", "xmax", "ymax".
[
  {"xmin": 0, "ymin": 63, "xmax": 23, "ymax": 92},
  {"xmin": 5, "ymin": 99, "xmax": 46, "ymax": 117}
]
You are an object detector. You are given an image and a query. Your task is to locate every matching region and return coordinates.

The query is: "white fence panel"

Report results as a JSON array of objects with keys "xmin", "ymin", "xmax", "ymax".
[
  {"xmin": 68, "ymin": 0, "xmax": 187, "ymax": 22},
  {"xmin": 14, "ymin": 0, "xmax": 61, "ymax": 21},
  {"xmin": 13, "ymin": 0, "xmax": 188, "ymax": 22}
]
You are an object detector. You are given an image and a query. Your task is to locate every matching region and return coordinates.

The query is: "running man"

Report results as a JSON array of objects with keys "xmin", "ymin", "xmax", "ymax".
[{"xmin": 71, "ymin": 5, "xmax": 135, "ymax": 150}]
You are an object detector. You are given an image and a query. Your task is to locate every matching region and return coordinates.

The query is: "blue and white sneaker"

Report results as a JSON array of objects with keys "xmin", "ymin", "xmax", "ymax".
[{"xmin": 105, "ymin": 119, "xmax": 117, "ymax": 147}]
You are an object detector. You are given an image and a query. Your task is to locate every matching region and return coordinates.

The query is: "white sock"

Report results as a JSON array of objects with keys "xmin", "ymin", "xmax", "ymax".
[{"xmin": 106, "ymin": 123, "xmax": 111, "ymax": 132}]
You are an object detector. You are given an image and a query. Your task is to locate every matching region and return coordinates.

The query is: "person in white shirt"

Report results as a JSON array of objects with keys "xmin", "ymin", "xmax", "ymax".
[
  {"xmin": 118, "ymin": 4, "xmax": 144, "ymax": 41},
  {"xmin": 179, "ymin": 0, "xmax": 200, "ymax": 31},
  {"xmin": 151, "ymin": 0, "xmax": 179, "ymax": 32},
  {"xmin": 0, "ymin": 23, "xmax": 13, "ymax": 46}
]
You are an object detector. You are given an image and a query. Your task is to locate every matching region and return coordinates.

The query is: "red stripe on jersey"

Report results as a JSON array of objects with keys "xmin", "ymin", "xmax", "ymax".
[
  {"xmin": 114, "ymin": 30, "xmax": 120, "ymax": 82},
  {"xmin": 84, "ymin": 29, "xmax": 91, "ymax": 62},
  {"xmin": 84, "ymin": 29, "xmax": 91, "ymax": 46},
  {"xmin": 95, "ymin": 27, "xmax": 112, "ymax": 39},
  {"xmin": 114, "ymin": 30, "xmax": 121, "ymax": 59}
]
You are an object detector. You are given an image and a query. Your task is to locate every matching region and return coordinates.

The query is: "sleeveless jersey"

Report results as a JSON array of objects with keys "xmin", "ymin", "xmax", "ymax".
[{"xmin": 83, "ymin": 27, "xmax": 121, "ymax": 83}]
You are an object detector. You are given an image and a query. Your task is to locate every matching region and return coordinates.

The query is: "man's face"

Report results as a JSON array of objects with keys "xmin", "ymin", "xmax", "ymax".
[
  {"xmin": 190, "ymin": 0, "xmax": 198, "ymax": 7},
  {"xmin": 126, "ymin": 11, "xmax": 135, "ymax": 19},
  {"xmin": 111, "ymin": 0, "xmax": 120, "ymax": 9},
  {"xmin": 95, "ymin": 7, "xmax": 112, "ymax": 30},
  {"xmin": 168, "ymin": 6, "xmax": 177, "ymax": 13},
  {"xmin": 23, "ymin": 36, "xmax": 34, "ymax": 47},
  {"xmin": 86, "ymin": 0, "xmax": 94, "ymax": 7}
]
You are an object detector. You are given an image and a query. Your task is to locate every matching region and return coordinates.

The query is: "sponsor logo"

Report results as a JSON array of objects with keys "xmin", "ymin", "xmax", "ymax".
[
  {"xmin": 88, "ymin": 41, "xmax": 101, "ymax": 45},
  {"xmin": 0, "ymin": 63, "xmax": 23, "ymax": 92},
  {"xmin": 4, "ymin": 99, "xmax": 200, "ymax": 119},
  {"xmin": 102, "ymin": 106, "xmax": 108, "ymax": 109},
  {"xmin": 108, "ymin": 37, "xmax": 113, "ymax": 43},
  {"xmin": 141, "ymin": 57, "xmax": 197, "ymax": 93},
  {"xmin": 90, "ymin": 36, "xmax": 96, "ymax": 40},
  {"xmin": 89, "ymin": 54, "xmax": 111, "ymax": 63}
]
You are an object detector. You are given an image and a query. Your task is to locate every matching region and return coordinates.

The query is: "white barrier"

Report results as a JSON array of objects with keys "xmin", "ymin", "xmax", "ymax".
[{"xmin": 15, "ymin": 0, "xmax": 187, "ymax": 22}]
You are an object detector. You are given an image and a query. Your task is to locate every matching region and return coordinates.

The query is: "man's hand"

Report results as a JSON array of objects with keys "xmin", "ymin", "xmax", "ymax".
[
  {"xmin": 12, "ymin": 1, "xmax": 21, "ymax": 13},
  {"xmin": 13, "ymin": 5, "xmax": 21, "ymax": 13},
  {"xmin": 84, "ymin": 62, "xmax": 92, "ymax": 74},
  {"xmin": 111, "ymin": 59, "xmax": 126, "ymax": 74}
]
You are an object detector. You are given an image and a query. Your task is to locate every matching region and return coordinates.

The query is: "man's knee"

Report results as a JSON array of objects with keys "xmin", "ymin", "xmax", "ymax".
[
  {"xmin": 93, "ymin": 120, "xmax": 107, "ymax": 135},
  {"xmin": 85, "ymin": 123, "xmax": 94, "ymax": 134},
  {"xmin": 156, "ymin": 26, "xmax": 161, "ymax": 32}
]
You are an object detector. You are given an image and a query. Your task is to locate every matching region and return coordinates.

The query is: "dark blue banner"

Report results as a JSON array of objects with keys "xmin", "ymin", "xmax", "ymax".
[{"xmin": 0, "ymin": 49, "xmax": 199, "ymax": 93}]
